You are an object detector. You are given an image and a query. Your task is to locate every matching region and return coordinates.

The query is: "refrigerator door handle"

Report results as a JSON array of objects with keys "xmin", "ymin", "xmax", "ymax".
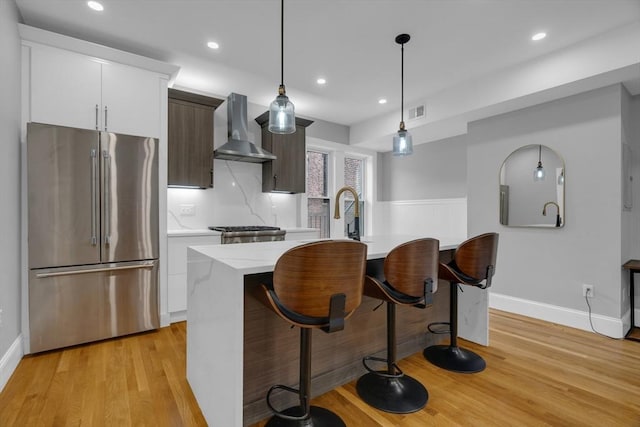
[
  {"xmin": 90, "ymin": 149, "xmax": 98, "ymax": 246},
  {"xmin": 103, "ymin": 149, "xmax": 111, "ymax": 245},
  {"xmin": 35, "ymin": 262, "xmax": 155, "ymax": 278}
]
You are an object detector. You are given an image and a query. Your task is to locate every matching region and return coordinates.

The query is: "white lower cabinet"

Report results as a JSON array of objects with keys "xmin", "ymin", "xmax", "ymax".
[
  {"xmin": 168, "ymin": 234, "xmax": 220, "ymax": 321},
  {"xmin": 168, "ymin": 229, "xmax": 318, "ymax": 322}
]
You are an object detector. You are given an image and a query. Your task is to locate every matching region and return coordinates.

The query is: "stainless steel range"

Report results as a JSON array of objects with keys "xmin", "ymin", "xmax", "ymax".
[{"xmin": 209, "ymin": 226, "xmax": 286, "ymax": 244}]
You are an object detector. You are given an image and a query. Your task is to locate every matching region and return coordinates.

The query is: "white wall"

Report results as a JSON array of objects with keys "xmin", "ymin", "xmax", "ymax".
[
  {"xmin": 377, "ymin": 134, "xmax": 467, "ymax": 201},
  {"xmin": 624, "ymin": 90, "xmax": 640, "ymax": 325},
  {"xmin": 0, "ymin": 0, "xmax": 23, "ymax": 391},
  {"xmin": 468, "ymin": 85, "xmax": 627, "ymax": 336},
  {"xmin": 375, "ymin": 83, "xmax": 638, "ymax": 338},
  {"xmin": 374, "ymin": 199, "xmax": 467, "ymax": 243}
]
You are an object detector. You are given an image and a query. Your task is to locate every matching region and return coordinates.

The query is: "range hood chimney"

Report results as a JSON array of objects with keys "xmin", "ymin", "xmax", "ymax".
[{"xmin": 214, "ymin": 93, "xmax": 276, "ymax": 163}]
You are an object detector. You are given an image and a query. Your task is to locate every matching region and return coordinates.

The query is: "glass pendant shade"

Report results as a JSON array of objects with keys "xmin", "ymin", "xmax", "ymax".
[
  {"xmin": 268, "ymin": 89, "xmax": 296, "ymax": 134},
  {"xmin": 393, "ymin": 128, "xmax": 413, "ymax": 156},
  {"xmin": 533, "ymin": 162, "xmax": 545, "ymax": 181}
]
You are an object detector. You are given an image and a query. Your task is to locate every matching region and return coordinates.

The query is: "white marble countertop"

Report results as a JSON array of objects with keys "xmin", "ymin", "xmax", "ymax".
[{"xmin": 189, "ymin": 235, "xmax": 460, "ymax": 276}]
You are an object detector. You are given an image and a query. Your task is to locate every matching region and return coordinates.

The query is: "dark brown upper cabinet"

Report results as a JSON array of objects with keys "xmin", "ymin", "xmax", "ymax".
[
  {"xmin": 168, "ymin": 89, "xmax": 223, "ymax": 188},
  {"xmin": 255, "ymin": 112, "xmax": 313, "ymax": 193}
]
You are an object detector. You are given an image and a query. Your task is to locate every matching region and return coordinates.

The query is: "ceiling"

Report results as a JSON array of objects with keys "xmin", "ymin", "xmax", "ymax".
[{"xmin": 14, "ymin": 0, "xmax": 640, "ymax": 151}]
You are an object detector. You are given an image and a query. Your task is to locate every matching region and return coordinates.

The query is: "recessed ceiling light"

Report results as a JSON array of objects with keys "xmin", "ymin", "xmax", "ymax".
[
  {"xmin": 87, "ymin": 1, "xmax": 104, "ymax": 11},
  {"xmin": 378, "ymin": 98, "xmax": 387, "ymax": 104},
  {"xmin": 531, "ymin": 32, "xmax": 547, "ymax": 41},
  {"xmin": 207, "ymin": 41, "xmax": 220, "ymax": 50},
  {"xmin": 316, "ymin": 78, "xmax": 326, "ymax": 85}
]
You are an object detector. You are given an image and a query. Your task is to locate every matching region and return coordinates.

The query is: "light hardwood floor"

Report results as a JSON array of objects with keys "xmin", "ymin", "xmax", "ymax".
[{"xmin": 1, "ymin": 310, "xmax": 639, "ymax": 426}]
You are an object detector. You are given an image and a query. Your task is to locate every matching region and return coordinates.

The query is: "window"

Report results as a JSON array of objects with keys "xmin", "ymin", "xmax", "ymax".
[
  {"xmin": 343, "ymin": 156, "xmax": 365, "ymax": 236},
  {"xmin": 306, "ymin": 150, "xmax": 330, "ymax": 238},
  {"xmin": 306, "ymin": 150, "xmax": 369, "ymax": 239}
]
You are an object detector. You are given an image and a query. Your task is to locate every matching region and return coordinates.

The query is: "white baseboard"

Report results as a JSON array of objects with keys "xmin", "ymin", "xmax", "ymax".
[
  {"xmin": 162, "ymin": 311, "xmax": 187, "ymax": 326},
  {"xmin": 490, "ymin": 292, "xmax": 625, "ymax": 338},
  {"xmin": 170, "ymin": 310, "xmax": 187, "ymax": 323},
  {"xmin": 0, "ymin": 334, "xmax": 23, "ymax": 392},
  {"xmin": 160, "ymin": 312, "xmax": 171, "ymax": 327}
]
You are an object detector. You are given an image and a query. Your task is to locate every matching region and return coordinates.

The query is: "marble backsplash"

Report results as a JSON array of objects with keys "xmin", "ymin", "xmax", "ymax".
[{"xmin": 167, "ymin": 159, "xmax": 300, "ymax": 230}]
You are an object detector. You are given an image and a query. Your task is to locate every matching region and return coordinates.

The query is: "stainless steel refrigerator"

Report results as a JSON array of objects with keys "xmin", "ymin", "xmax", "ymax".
[{"xmin": 27, "ymin": 122, "xmax": 159, "ymax": 353}]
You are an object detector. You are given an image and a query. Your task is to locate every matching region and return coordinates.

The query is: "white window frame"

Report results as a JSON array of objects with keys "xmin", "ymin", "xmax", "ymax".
[
  {"xmin": 342, "ymin": 153, "xmax": 367, "ymax": 236},
  {"xmin": 303, "ymin": 140, "xmax": 375, "ymax": 239},
  {"xmin": 305, "ymin": 149, "xmax": 332, "ymax": 238}
]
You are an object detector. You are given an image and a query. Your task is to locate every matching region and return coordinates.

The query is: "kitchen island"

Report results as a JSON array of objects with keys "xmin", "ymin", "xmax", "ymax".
[{"xmin": 186, "ymin": 235, "xmax": 460, "ymax": 427}]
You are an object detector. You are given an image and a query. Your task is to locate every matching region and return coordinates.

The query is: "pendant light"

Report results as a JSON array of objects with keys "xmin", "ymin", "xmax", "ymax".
[
  {"xmin": 392, "ymin": 34, "xmax": 413, "ymax": 156},
  {"xmin": 268, "ymin": 0, "xmax": 296, "ymax": 134},
  {"xmin": 533, "ymin": 145, "xmax": 545, "ymax": 181}
]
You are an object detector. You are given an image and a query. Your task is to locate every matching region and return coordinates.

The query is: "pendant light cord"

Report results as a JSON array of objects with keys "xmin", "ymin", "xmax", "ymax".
[
  {"xmin": 538, "ymin": 145, "xmax": 542, "ymax": 162},
  {"xmin": 400, "ymin": 42, "xmax": 404, "ymax": 123},
  {"xmin": 280, "ymin": 0, "xmax": 284, "ymax": 86}
]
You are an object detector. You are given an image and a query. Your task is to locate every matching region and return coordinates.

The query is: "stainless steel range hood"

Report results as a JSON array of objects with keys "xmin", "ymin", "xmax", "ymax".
[{"xmin": 214, "ymin": 93, "xmax": 276, "ymax": 163}]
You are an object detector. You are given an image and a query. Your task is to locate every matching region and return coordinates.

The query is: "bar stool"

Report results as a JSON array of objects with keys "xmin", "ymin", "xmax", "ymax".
[
  {"xmin": 356, "ymin": 238, "xmax": 439, "ymax": 413},
  {"xmin": 423, "ymin": 232, "xmax": 498, "ymax": 373},
  {"xmin": 254, "ymin": 240, "xmax": 368, "ymax": 427}
]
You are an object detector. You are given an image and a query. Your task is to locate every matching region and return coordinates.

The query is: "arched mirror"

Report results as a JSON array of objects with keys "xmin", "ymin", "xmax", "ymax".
[{"xmin": 499, "ymin": 145, "xmax": 565, "ymax": 228}]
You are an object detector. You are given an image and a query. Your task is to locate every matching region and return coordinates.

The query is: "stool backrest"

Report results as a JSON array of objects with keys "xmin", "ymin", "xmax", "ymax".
[
  {"xmin": 454, "ymin": 233, "xmax": 499, "ymax": 281},
  {"xmin": 384, "ymin": 238, "xmax": 439, "ymax": 297},
  {"xmin": 273, "ymin": 240, "xmax": 367, "ymax": 318}
]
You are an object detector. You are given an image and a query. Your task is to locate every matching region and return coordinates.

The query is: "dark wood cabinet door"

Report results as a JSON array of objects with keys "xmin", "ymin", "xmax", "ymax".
[
  {"xmin": 168, "ymin": 99, "xmax": 213, "ymax": 188},
  {"xmin": 168, "ymin": 91, "xmax": 222, "ymax": 188},
  {"xmin": 256, "ymin": 113, "xmax": 313, "ymax": 193},
  {"xmin": 267, "ymin": 131, "xmax": 305, "ymax": 193}
]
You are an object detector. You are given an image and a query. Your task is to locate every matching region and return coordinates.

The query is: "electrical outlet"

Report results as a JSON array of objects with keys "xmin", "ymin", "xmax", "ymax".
[
  {"xmin": 582, "ymin": 284, "xmax": 595, "ymax": 298},
  {"xmin": 179, "ymin": 204, "xmax": 196, "ymax": 216}
]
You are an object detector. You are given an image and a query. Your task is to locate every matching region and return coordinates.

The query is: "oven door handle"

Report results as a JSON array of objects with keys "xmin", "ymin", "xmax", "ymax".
[{"xmin": 220, "ymin": 230, "xmax": 286, "ymax": 244}]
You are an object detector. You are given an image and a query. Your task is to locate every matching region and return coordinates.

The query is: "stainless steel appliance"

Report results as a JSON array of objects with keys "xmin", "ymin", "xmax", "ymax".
[
  {"xmin": 209, "ymin": 226, "xmax": 286, "ymax": 244},
  {"xmin": 213, "ymin": 93, "xmax": 277, "ymax": 163},
  {"xmin": 27, "ymin": 122, "xmax": 159, "ymax": 353}
]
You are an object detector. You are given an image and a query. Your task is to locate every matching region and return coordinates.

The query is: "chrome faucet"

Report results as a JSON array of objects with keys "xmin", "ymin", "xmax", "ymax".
[
  {"xmin": 542, "ymin": 201, "xmax": 561, "ymax": 227},
  {"xmin": 334, "ymin": 186, "xmax": 360, "ymax": 241}
]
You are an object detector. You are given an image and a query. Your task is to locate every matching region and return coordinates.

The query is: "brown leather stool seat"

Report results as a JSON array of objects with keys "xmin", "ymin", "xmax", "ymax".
[
  {"xmin": 423, "ymin": 232, "xmax": 498, "ymax": 373},
  {"xmin": 356, "ymin": 238, "xmax": 439, "ymax": 413},
  {"xmin": 254, "ymin": 240, "xmax": 368, "ymax": 427}
]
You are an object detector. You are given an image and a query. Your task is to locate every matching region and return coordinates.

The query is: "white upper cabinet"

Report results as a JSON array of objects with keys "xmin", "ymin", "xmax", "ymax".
[
  {"xmin": 28, "ymin": 44, "xmax": 161, "ymax": 138},
  {"xmin": 30, "ymin": 46, "xmax": 102, "ymax": 131},
  {"xmin": 101, "ymin": 61, "xmax": 161, "ymax": 138}
]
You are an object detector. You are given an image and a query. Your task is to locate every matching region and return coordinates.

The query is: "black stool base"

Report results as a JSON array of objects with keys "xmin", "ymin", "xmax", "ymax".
[
  {"xmin": 265, "ymin": 406, "xmax": 346, "ymax": 427},
  {"xmin": 356, "ymin": 372, "xmax": 428, "ymax": 414},
  {"xmin": 423, "ymin": 345, "xmax": 486, "ymax": 373}
]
